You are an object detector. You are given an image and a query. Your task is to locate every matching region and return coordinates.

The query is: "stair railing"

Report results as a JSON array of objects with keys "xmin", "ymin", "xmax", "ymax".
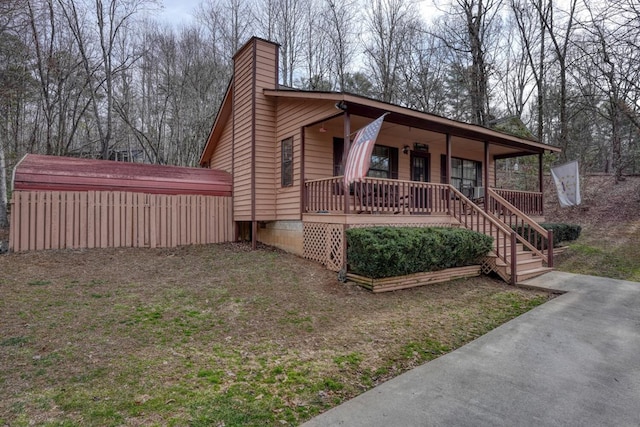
[
  {"xmin": 448, "ymin": 186, "xmax": 518, "ymax": 284},
  {"xmin": 486, "ymin": 188, "xmax": 554, "ymax": 268}
]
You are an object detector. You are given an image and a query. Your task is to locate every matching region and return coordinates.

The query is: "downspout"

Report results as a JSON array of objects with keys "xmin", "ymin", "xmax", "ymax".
[
  {"xmin": 446, "ymin": 133, "xmax": 451, "ymax": 215},
  {"xmin": 484, "ymin": 141, "xmax": 490, "ymax": 210}
]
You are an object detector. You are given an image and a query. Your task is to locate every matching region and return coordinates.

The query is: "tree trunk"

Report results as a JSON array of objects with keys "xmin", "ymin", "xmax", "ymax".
[{"xmin": 0, "ymin": 141, "xmax": 8, "ymax": 228}]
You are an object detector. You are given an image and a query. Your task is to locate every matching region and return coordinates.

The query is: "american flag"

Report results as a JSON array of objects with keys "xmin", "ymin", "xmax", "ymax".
[{"xmin": 343, "ymin": 113, "xmax": 389, "ymax": 188}]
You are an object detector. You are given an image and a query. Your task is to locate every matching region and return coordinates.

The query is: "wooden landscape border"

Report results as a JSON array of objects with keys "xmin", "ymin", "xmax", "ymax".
[{"xmin": 346, "ymin": 265, "xmax": 482, "ymax": 293}]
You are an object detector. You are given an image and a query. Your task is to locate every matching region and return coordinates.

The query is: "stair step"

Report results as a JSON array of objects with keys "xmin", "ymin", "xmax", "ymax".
[
  {"xmin": 492, "ymin": 256, "xmax": 543, "ymax": 271},
  {"xmin": 516, "ymin": 257, "xmax": 543, "ymax": 269},
  {"xmin": 507, "ymin": 251, "xmax": 534, "ymax": 260},
  {"xmin": 488, "ymin": 250, "xmax": 533, "ymax": 261},
  {"xmin": 516, "ymin": 267, "xmax": 553, "ymax": 283}
]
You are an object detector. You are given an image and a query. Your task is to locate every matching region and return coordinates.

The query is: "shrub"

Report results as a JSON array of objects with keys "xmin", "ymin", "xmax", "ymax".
[
  {"xmin": 346, "ymin": 227, "xmax": 493, "ymax": 279},
  {"xmin": 514, "ymin": 223, "xmax": 582, "ymax": 249}
]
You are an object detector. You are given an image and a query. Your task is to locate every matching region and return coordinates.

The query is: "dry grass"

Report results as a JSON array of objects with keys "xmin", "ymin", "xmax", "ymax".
[
  {"xmin": 546, "ymin": 175, "xmax": 640, "ymax": 281},
  {"xmin": 0, "ymin": 243, "xmax": 550, "ymax": 426}
]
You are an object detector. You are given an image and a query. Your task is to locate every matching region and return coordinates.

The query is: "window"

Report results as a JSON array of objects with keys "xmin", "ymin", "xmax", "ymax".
[
  {"xmin": 450, "ymin": 157, "xmax": 482, "ymax": 195},
  {"xmin": 281, "ymin": 137, "xmax": 293, "ymax": 187},
  {"xmin": 333, "ymin": 138, "xmax": 398, "ymax": 179}
]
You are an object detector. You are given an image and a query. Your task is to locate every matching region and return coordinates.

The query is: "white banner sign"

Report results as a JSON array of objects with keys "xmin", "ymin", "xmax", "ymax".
[{"xmin": 551, "ymin": 161, "xmax": 581, "ymax": 207}]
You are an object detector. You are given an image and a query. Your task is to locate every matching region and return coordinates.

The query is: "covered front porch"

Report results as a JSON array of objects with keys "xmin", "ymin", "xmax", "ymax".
[
  {"xmin": 302, "ymin": 176, "xmax": 555, "ymax": 285},
  {"xmin": 304, "ymin": 176, "xmax": 544, "ymax": 218}
]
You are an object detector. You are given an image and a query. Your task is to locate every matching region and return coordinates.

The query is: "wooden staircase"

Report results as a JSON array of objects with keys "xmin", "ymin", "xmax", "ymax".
[
  {"xmin": 449, "ymin": 186, "xmax": 554, "ymax": 285},
  {"xmin": 484, "ymin": 237, "xmax": 553, "ymax": 284}
]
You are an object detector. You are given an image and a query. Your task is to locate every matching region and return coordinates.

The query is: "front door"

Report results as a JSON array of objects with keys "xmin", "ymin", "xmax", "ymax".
[
  {"xmin": 410, "ymin": 152, "xmax": 430, "ymax": 210},
  {"xmin": 411, "ymin": 152, "xmax": 430, "ymax": 182}
]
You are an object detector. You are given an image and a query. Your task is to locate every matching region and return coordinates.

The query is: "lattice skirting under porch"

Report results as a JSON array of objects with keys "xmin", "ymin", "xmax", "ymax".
[
  {"xmin": 303, "ymin": 222, "xmax": 456, "ymax": 272},
  {"xmin": 303, "ymin": 223, "xmax": 344, "ymax": 272}
]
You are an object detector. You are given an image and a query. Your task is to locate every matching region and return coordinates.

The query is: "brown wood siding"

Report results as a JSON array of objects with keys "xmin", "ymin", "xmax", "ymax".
[
  {"xmin": 275, "ymin": 100, "xmax": 338, "ymax": 219},
  {"xmin": 232, "ymin": 41, "xmax": 255, "ymax": 222},
  {"xmin": 211, "ymin": 118, "xmax": 233, "ymax": 173},
  {"xmin": 9, "ymin": 191, "xmax": 234, "ymax": 252},
  {"xmin": 253, "ymin": 41, "xmax": 278, "ymax": 220}
]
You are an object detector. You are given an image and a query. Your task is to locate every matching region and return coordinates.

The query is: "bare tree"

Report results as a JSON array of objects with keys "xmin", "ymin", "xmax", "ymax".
[
  {"xmin": 510, "ymin": 0, "xmax": 549, "ymax": 141},
  {"xmin": 364, "ymin": 0, "xmax": 420, "ymax": 103},
  {"xmin": 323, "ymin": 0, "xmax": 358, "ymax": 91},
  {"xmin": 400, "ymin": 30, "xmax": 449, "ymax": 114},
  {"xmin": 57, "ymin": 0, "xmax": 149, "ymax": 159},
  {"xmin": 257, "ymin": 0, "xmax": 306, "ymax": 86},
  {"xmin": 433, "ymin": 0, "xmax": 504, "ymax": 126},
  {"xmin": 197, "ymin": 0, "xmax": 255, "ymax": 63},
  {"xmin": 533, "ymin": 0, "xmax": 578, "ymax": 155},
  {"xmin": 0, "ymin": 0, "xmax": 28, "ymax": 228},
  {"xmin": 574, "ymin": 1, "xmax": 640, "ymax": 180}
]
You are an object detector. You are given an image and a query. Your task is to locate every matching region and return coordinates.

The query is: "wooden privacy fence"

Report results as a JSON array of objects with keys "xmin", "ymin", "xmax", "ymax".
[{"xmin": 9, "ymin": 191, "xmax": 234, "ymax": 252}]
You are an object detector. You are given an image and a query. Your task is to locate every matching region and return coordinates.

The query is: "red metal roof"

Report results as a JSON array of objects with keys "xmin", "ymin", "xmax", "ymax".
[{"xmin": 13, "ymin": 154, "xmax": 232, "ymax": 196}]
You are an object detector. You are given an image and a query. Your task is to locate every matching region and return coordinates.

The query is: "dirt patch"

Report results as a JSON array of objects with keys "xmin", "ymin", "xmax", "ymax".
[{"xmin": 544, "ymin": 174, "xmax": 640, "ymax": 226}]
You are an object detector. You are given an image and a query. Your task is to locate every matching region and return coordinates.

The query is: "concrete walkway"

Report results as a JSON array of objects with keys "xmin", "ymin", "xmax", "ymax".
[{"xmin": 302, "ymin": 272, "xmax": 640, "ymax": 426}]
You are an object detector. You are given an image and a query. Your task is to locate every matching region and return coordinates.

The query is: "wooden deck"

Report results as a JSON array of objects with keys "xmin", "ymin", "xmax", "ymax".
[
  {"xmin": 304, "ymin": 176, "xmax": 543, "ymax": 217},
  {"xmin": 303, "ymin": 177, "xmax": 553, "ymax": 284}
]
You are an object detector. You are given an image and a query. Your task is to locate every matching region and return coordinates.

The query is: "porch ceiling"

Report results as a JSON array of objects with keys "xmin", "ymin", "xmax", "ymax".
[{"xmin": 345, "ymin": 103, "xmax": 551, "ymax": 156}]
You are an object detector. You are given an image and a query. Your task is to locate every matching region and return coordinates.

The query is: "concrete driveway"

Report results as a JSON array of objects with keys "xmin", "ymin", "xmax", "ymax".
[{"xmin": 302, "ymin": 272, "xmax": 640, "ymax": 426}]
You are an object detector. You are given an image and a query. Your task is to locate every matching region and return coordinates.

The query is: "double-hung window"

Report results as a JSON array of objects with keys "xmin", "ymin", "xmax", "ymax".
[
  {"xmin": 333, "ymin": 138, "xmax": 398, "ymax": 179},
  {"xmin": 450, "ymin": 157, "xmax": 482, "ymax": 196}
]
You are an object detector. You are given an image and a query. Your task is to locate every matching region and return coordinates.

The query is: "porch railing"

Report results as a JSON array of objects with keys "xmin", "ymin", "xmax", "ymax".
[
  {"xmin": 486, "ymin": 188, "xmax": 553, "ymax": 268},
  {"xmin": 448, "ymin": 186, "xmax": 518, "ymax": 284},
  {"xmin": 492, "ymin": 189, "xmax": 543, "ymax": 217},
  {"xmin": 304, "ymin": 176, "xmax": 451, "ymax": 215}
]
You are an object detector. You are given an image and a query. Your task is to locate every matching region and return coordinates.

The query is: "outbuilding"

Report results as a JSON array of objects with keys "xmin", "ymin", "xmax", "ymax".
[{"xmin": 10, "ymin": 154, "xmax": 234, "ymax": 251}]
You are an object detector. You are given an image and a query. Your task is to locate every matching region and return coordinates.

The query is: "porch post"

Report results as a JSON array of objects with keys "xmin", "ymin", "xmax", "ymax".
[
  {"xmin": 446, "ymin": 133, "xmax": 451, "ymax": 214},
  {"xmin": 343, "ymin": 111, "xmax": 351, "ymax": 215},
  {"xmin": 484, "ymin": 141, "xmax": 490, "ymax": 209},
  {"xmin": 538, "ymin": 152, "xmax": 544, "ymax": 192},
  {"xmin": 342, "ymin": 112, "xmax": 351, "ymax": 275},
  {"xmin": 539, "ymin": 152, "xmax": 544, "ymax": 216}
]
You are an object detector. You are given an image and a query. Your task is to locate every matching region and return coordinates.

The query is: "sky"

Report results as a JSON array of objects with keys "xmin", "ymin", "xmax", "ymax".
[
  {"xmin": 155, "ymin": 0, "xmax": 202, "ymax": 26},
  {"xmin": 155, "ymin": 0, "xmax": 439, "ymax": 28}
]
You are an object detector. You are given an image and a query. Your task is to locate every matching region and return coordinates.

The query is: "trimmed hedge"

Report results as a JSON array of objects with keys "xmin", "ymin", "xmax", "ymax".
[
  {"xmin": 514, "ymin": 222, "xmax": 582, "ymax": 249},
  {"xmin": 346, "ymin": 227, "xmax": 493, "ymax": 279}
]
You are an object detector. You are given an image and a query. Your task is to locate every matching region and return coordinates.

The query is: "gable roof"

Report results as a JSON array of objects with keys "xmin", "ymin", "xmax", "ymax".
[
  {"xmin": 199, "ymin": 83, "xmax": 561, "ymax": 166},
  {"xmin": 262, "ymin": 89, "xmax": 561, "ymax": 154},
  {"xmin": 14, "ymin": 154, "xmax": 232, "ymax": 196},
  {"xmin": 200, "ymin": 81, "xmax": 233, "ymax": 165}
]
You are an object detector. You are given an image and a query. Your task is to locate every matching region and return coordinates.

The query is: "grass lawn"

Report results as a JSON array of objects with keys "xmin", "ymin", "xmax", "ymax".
[
  {"xmin": 0, "ymin": 243, "xmax": 551, "ymax": 426},
  {"xmin": 554, "ymin": 222, "xmax": 640, "ymax": 282}
]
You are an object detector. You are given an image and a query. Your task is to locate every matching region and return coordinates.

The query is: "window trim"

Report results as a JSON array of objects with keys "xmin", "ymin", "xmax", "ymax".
[{"xmin": 281, "ymin": 137, "xmax": 294, "ymax": 187}]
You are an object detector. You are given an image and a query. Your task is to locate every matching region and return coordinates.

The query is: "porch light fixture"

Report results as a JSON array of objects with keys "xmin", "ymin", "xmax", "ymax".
[
  {"xmin": 335, "ymin": 101, "xmax": 347, "ymax": 111},
  {"xmin": 403, "ymin": 145, "xmax": 410, "ymax": 154}
]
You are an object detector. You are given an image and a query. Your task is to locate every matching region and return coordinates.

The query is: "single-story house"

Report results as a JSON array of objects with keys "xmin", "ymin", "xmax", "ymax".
[{"xmin": 200, "ymin": 37, "xmax": 562, "ymax": 284}]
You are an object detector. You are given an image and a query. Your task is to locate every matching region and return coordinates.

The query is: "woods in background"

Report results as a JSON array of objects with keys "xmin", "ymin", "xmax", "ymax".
[{"xmin": 2, "ymin": 0, "xmax": 640, "ymax": 227}]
